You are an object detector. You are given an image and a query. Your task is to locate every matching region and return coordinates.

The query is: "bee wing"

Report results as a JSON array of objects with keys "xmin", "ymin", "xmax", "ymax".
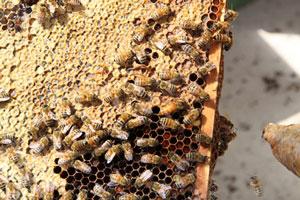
[
  {"xmin": 0, "ymin": 138, "xmax": 13, "ymax": 145},
  {"xmin": 140, "ymin": 170, "xmax": 153, "ymax": 182},
  {"xmin": 105, "ymin": 151, "xmax": 116, "ymax": 164},
  {"xmin": 0, "ymin": 96, "xmax": 10, "ymax": 102}
]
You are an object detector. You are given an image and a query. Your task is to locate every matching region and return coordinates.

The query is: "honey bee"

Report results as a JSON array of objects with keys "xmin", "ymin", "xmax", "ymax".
[
  {"xmin": 52, "ymin": 130, "xmax": 63, "ymax": 150},
  {"xmin": 214, "ymin": 33, "xmax": 232, "ymax": 47},
  {"xmin": 186, "ymin": 152, "xmax": 209, "ymax": 164},
  {"xmin": 173, "ymin": 173, "xmax": 195, "ymax": 189},
  {"xmin": 115, "ymin": 49, "xmax": 135, "ymax": 67},
  {"xmin": 159, "ymin": 99, "xmax": 187, "ymax": 116},
  {"xmin": 116, "ymin": 113, "xmax": 133, "ymax": 128},
  {"xmin": 151, "ymin": 182, "xmax": 171, "ymax": 199},
  {"xmin": 133, "ymin": 74, "xmax": 157, "ymax": 89},
  {"xmin": 198, "ymin": 62, "xmax": 216, "ymax": 76},
  {"xmin": 180, "ymin": 19, "xmax": 201, "ymax": 31},
  {"xmin": 135, "ymin": 169, "xmax": 153, "ymax": 188},
  {"xmin": 44, "ymin": 181, "xmax": 55, "ymax": 200},
  {"xmin": 167, "ymin": 34, "xmax": 189, "ymax": 46},
  {"xmin": 94, "ymin": 140, "xmax": 113, "ymax": 157},
  {"xmin": 71, "ymin": 139, "xmax": 90, "ymax": 153},
  {"xmin": 158, "ymin": 80, "xmax": 177, "ymax": 96},
  {"xmin": 57, "ymin": 151, "xmax": 79, "ymax": 166},
  {"xmin": 141, "ymin": 153, "xmax": 162, "ymax": 165},
  {"xmin": 181, "ymin": 44, "xmax": 206, "ymax": 64},
  {"xmin": 104, "ymin": 88, "xmax": 126, "ymax": 105},
  {"xmin": 41, "ymin": 104, "xmax": 57, "ymax": 127},
  {"xmin": 60, "ymin": 97, "xmax": 74, "ymax": 118},
  {"xmin": 36, "ymin": 3, "xmax": 51, "ymax": 27},
  {"xmin": 29, "ymin": 136, "xmax": 50, "ymax": 154},
  {"xmin": 224, "ymin": 31, "xmax": 233, "ymax": 51},
  {"xmin": 75, "ymin": 90, "xmax": 98, "ymax": 105},
  {"xmin": 19, "ymin": 169, "xmax": 33, "ymax": 189},
  {"xmin": 83, "ymin": 116, "xmax": 103, "ymax": 132},
  {"xmin": 60, "ymin": 115, "xmax": 81, "ymax": 134},
  {"xmin": 7, "ymin": 148, "xmax": 24, "ymax": 169},
  {"xmin": 63, "ymin": 127, "xmax": 84, "ymax": 147},
  {"xmin": 73, "ymin": 160, "xmax": 92, "ymax": 174},
  {"xmin": 249, "ymin": 176, "xmax": 263, "ymax": 197},
  {"xmin": 0, "ymin": 134, "xmax": 16, "ymax": 147},
  {"xmin": 105, "ymin": 144, "xmax": 121, "ymax": 164},
  {"xmin": 87, "ymin": 135, "xmax": 105, "ymax": 148},
  {"xmin": 183, "ymin": 108, "xmax": 202, "ymax": 126},
  {"xmin": 159, "ymin": 117, "xmax": 182, "ymax": 130},
  {"xmin": 0, "ymin": 174, "xmax": 8, "ymax": 191},
  {"xmin": 168, "ymin": 152, "xmax": 189, "ymax": 171},
  {"xmin": 6, "ymin": 181, "xmax": 20, "ymax": 200},
  {"xmin": 32, "ymin": 184, "xmax": 43, "ymax": 200},
  {"xmin": 29, "ymin": 114, "xmax": 46, "ymax": 139},
  {"xmin": 133, "ymin": 25, "xmax": 154, "ymax": 44},
  {"xmin": 121, "ymin": 142, "xmax": 133, "ymax": 161},
  {"xmin": 65, "ymin": 0, "xmax": 82, "ymax": 7},
  {"xmin": 61, "ymin": 190, "xmax": 73, "ymax": 200},
  {"xmin": 188, "ymin": 83, "xmax": 210, "ymax": 102},
  {"xmin": 136, "ymin": 138, "xmax": 158, "ymax": 147},
  {"xmin": 198, "ymin": 29, "xmax": 213, "ymax": 50},
  {"xmin": 110, "ymin": 129, "xmax": 129, "ymax": 140},
  {"xmin": 119, "ymin": 193, "xmax": 139, "ymax": 200},
  {"xmin": 131, "ymin": 100, "xmax": 153, "ymax": 116},
  {"xmin": 0, "ymin": 88, "xmax": 10, "ymax": 102},
  {"xmin": 77, "ymin": 189, "xmax": 88, "ymax": 200},
  {"xmin": 108, "ymin": 171, "xmax": 129, "ymax": 187},
  {"xmin": 194, "ymin": 133, "xmax": 212, "ymax": 148},
  {"xmin": 150, "ymin": 5, "xmax": 171, "ymax": 21},
  {"xmin": 153, "ymin": 39, "xmax": 172, "ymax": 55},
  {"xmin": 125, "ymin": 83, "xmax": 148, "ymax": 99},
  {"xmin": 92, "ymin": 183, "xmax": 112, "ymax": 200},
  {"xmin": 224, "ymin": 9, "xmax": 238, "ymax": 22},
  {"xmin": 135, "ymin": 49, "xmax": 149, "ymax": 64},
  {"xmin": 158, "ymin": 69, "xmax": 182, "ymax": 84},
  {"xmin": 211, "ymin": 21, "xmax": 230, "ymax": 33},
  {"xmin": 125, "ymin": 116, "xmax": 149, "ymax": 130}
]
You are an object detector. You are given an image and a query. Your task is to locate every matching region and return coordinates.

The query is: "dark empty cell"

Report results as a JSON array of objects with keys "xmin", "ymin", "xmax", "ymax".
[
  {"xmin": 157, "ymin": 136, "xmax": 163, "ymax": 143},
  {"xmin": 209, "ymin": 13, "xmax": 217, "ymax": 20},
  {"xmin": 153, "ymin": 23, "xmax": 161, "ymax": 31},
  {"xmin": 178, "ymin": 133, "xmax": 184, "ymax": 140},
  {"xmin": 91, "ymin": 166, "xmax": 97, "ymax": 174},
  {"xmin": 143, "ymin": 187, "xmax": 150, "ymax": 194},
  {"xmin": 150, "ymin": 115, "xmax": 159, "ymax": 122},
  {"xmin": 176, "ymin": 149, "xmax": 183, "ymax": 156},
  {"xmin": 185, "ymin": 191, "xmax": 193, "ymax": 198},
  {"xmin": 160, "ymin": 164, "xmax": 167, "ymax": 171},
  {"xmin": 152, "ymin": 52, "xmax": 159, "ymax": 59},
  {"xmin": 53, "ymin": 190, "xmax": 60, "ymax": 198},
  {"xmin": 131, "ymin": 170, "xmax": 139, "ymax": 177},
  {"xmin": 170, "ymin": 137, "xmax": 177, "ymax": 144},
  {"xmin": 75, "ymin": 173, "xmax": 83, "ymax": 180},
  {"xmin": 192, "ymin": 126, "xmax": 199, "ymax": 133},
  {"xmin": 83, "ymin": 153, "xmax": 92, "ymax": 160},
  {"xmin": 136, "ymin": 130, "xmax": 144, "ymax": 137},
  {"xmin": 161, "ymin": 148, "xmax": 168, "ymax": 155},
  {"xmin": 176, "ymin": 141, "xmax": 184, "ymax": 148},
  {"xmin": 201, "ymin": 14, "xmax": 208, "ymax": 21},
  {"xmin": 133, "ymin": 163, "xmax": 139, "ymax": 170},
  {"xmin": 74, "ymin": 180, "xmax": 81, "ymax": 187},
  {"xmin": 82, "ymin": 177, "xmax": 89, "ymax": 185},
  {"xmin": 87, "ymin": 192, "xmax": 94, "ymax": 199},
  {"xmin": 166, "ymin": 169, "xmax": 173, "ymax": 176},
  {"xmin": 74, "ymin": 189, "xmax": 79, "ymax": 194},
  {"xmin": 157, "ymin": 128, "xmax": 164, "ymax": 135},
  {"xmin": 183, "ymin": 146, "xmax": 190, "ymax": 153},
  {"xmin": 89, "ymin": 175, "xmax": 96, "ymax": 182},
  {"xmin": 150, "ymin": 130, "xmax": 157, "ymax": 138},
  {"xmin": 153, "ymin": 167, "xmax": 159, "ymax": 175},
  {"xmin": 17, "ymin": 10, "xmax": 24, "ymax": 17},
  {"xmin": 96, "ymin": 171, "xmax": 104, "ymax": 179},
  {"xmin": 0, "ymin": 17, "xmax": 8, "ymax": 24},
  {"xmin": 136, "ymin": 191, "xmax": 143, "ymax": 196},
  {"xmin": 103, "ymin": 176, "xmax": 110, "ymax": 183},
  {"xmin": 53, "ymin": 166, "xmax": 61, "ymax": 174},
  {"xmin": 66, "ymin": 176, "xmax": 75, "ymax": 183},
  {"xmin": 104, "ymin": 168, "xmax": 112, "ymax": 175},
  {"xmin": 138, "ymin": 167, "xmax": 146, "ymax": 173},
  {"xmin": 184, "ymin": 129, "xmax": 192, "ymax": 137},
  {"xmin": 150, "ymin": 122, "xmax": 158, "ymax": 130},
  {"xmin": 65, "ymin": 184, "xmax": 74, "ymax": 191},
  {"xmin": 169, "ymin": 145, "xmax": 176, "ymax": 151},
  {"xmin": 68, "ymin": 167, "xmax": 76, "ymax": 175},
  {"xmin": 125, "ymin": 166, "xmax": 133, "ymax": 173},
  {"xmin": 206, "ymin": 20, "xmax": 214, "ymax": 29},
  {"xmin": 119, "ymin": 169, "xmax": 126, "ymax": 175},
  {"xmin": 177, "ymin": 194, "xmax": 185, "ymax": 200},
  {"xmin": 15, "ymin": 24, "xmax": 21, "ymax": 32},
  {"xmin": 193, "ymin": 100, "xmax": 203, "ymax": 109},
  {"xmin": 94, "ymin": 196, "xmax": 100, "ymax": 200},
  {"xmin": 147, "ymin": 18, "xmax": 155, "ymax": 26},
  {"xmin": 87, "ymin": 182, "xmax": 95, "ymax": 190},
  {"xmin": 158, "ymin": 172, "xmax": 165, "ymax": 179},
  {"xmin": 184, "ymin": 138, "xmax": 191, "ymax": 145},
  {"xmin": 152, "ymin": 176, "xmax": 158, "ymax": 182},
  {"xmin": 25, "ymin": 7, "xmax": 32, "ymax": 14},
  {"xmin": 211, "ymin": 5, "xmax": 219, "ymax": 12},
  {"xmin": 165, "ymin": 177, "xmax": 172, "ymax": 184},
  {"xmin": 189, "ymin": 73, "xmax": 198, "ymax": 82},
  {"xmin": 162, "ymin": 140, "xmax": 169, "ymax": 148},
  {"xmin": 213, "ymin": 0, "xmax": 220, "ymax": 5},
  {"xmin": 163, "ymin": 132, "xmax": 170, "ymax": 139},
  {"xmin": 149, "ymin": 192, "xmax": 156, "ymax": 199},
  {"xmin": 196, "ymin": 77, "xmax": 205, "ymax": 86},
  {"xmin": 60, "ymin": 171, "xmax": 68, "ymax": 179},
  {"xmin": 191, "ymin": 142, "xmax": 199, "ymax": 150},
  {"xmin": 150, "ymin": 0, "xmax": 157, "ymax": 3},
  {"xmin": 145, "ymin": 48, "xmax": 152, "ymax": 54},
  {"xmin": 171, "ymin": 112, "xmax": 180, "ymax": 119},
  {"xmin": 96, "ymin": 179, "xmax": 103, "ymax": 185}
]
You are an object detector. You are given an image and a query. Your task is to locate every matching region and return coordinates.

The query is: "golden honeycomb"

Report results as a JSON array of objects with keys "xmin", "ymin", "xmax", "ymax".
[{"xmin": 0, "ymin": 0, "xmax": 236, "ymax": 199}]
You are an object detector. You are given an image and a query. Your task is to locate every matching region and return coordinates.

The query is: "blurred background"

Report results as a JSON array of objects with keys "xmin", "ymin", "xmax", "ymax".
[{"xmin": 213, "ymin": 0, "xmax": 300, "ymax": 199}]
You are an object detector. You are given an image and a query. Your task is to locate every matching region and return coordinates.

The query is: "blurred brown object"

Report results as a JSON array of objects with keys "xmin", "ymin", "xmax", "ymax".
[{"xmin": 263, "ymin": 123, "xmax": 300, "ymax": 177}]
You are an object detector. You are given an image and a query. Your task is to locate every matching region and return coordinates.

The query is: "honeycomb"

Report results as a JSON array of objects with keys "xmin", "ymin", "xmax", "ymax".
[{"xmin": 0, "ymin": 0, "xmax": 236, "ymax": 199}]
